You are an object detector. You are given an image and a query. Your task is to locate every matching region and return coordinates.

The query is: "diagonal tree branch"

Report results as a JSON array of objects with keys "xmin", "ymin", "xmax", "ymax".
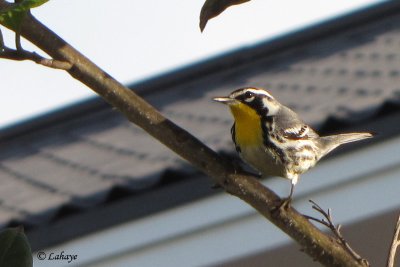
[{"xmin": 0, "ymin": 2, "xmax": 368, "ymax": 266}]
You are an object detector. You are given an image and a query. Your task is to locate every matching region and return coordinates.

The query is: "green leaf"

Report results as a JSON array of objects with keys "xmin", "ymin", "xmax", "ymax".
[
  {"xmin": 199, "ymin": 0, "xmax": 251, "ymax": 32},
  {"xmin": 0, "ymin": 227, "xmax": 33, "ymax": 267},
  {"xmin": 0, "ymin": 0, "xmax": 49, "ymax": 31}
]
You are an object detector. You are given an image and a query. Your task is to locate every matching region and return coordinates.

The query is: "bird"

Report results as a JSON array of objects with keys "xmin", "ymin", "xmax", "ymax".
[{"xmin": 213, "ymin": 87, "xmax": 373, "ymax": 207}]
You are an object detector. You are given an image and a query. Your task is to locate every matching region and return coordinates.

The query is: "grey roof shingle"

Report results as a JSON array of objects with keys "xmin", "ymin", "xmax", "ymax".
[{"xmin": 1, "ymin": 1, "xmax": 400, "ymax": 230}]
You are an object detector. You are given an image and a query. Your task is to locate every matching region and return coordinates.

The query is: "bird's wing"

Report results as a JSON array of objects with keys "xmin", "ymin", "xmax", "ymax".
[
  {"xmin": 281, "ymin": 125, "xmax": 311, "ymax": 140},
  {"xmin": 274, "ymin": 107, "xmax": 319, "ymax": 140}
]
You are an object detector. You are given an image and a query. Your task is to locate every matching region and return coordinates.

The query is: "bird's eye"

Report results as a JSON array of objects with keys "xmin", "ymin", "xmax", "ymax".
[{"xmin": 244, "ymin": 91, "xmax": 254, "ymax": 99}]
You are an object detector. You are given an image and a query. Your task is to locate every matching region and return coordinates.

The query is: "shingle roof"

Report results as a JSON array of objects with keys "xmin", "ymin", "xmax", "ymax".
[{"xmin": 1, "ymin": 1, "xmax": 400, "ymax": 232}]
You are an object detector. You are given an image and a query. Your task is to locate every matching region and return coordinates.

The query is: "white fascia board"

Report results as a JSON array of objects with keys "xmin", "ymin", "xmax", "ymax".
[{"xmin": 33, "ymin": 136, "xmax": 400, "ymax": 267}]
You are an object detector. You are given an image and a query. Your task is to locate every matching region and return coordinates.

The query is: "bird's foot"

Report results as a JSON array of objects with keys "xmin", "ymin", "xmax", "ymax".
[
  {"xmin": 272, "ymin": 197, "xmax": 292, "ymax": 214},
  {"xmin": 279, "ymin": 197, "xmax": 292, "ymax": 210}
]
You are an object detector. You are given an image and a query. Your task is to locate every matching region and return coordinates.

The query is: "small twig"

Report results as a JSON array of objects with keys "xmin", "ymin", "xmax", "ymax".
[
  {"xmin": 0, "ymin": 29, "xmax": 4, "ymax": 49},
  {"xmin": 305, "ymin": 200, "xmax": 370, "ymax": 266},
  {"xmin": 0, "ymin": 46, "xmax": 72, "ymax": 70},
  {"xmin": 15, "ymin": 29, "xmax": 22, "ymax": 51},
  {"xmin": 387, "ymin": 213, "xmax": 400, "ymax": 267},
  {"xmin": 1, "ymin": 7, "xmax": 70, "ymax": 70}
]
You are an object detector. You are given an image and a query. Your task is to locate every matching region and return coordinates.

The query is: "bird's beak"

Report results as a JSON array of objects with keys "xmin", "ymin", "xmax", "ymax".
[{"xmin": 213, "ymin": 96, "xmax": 237, "ymax": 105}]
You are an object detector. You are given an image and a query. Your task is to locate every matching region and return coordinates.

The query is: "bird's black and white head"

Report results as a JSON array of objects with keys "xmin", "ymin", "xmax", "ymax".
[{"xmin": 213, "ymin": 87, "xmax": 281, "ymax": 117}]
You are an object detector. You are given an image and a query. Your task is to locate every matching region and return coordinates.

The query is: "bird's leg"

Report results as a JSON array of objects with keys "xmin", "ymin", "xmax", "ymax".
[
  {"xmin": 288, "ymin": 183, "xmax": 294, "ymax": 199},
  {"xmin": 278, "ymin": 184, "xmax": 294, "ymax": 210}
]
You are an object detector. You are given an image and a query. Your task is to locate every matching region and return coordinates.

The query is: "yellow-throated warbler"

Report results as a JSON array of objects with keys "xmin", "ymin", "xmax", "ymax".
[{"xmin": 214, "ymin": 87, "xmax": 373, "ymax": 204}]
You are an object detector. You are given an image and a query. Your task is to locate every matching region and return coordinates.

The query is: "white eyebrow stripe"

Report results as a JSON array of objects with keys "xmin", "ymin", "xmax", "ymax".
[
  {"xmin": 229, "ymin": 88, "xmax": 274, "ymax": 99},
  {"xmin": 245, "ymin": 88, "xmax": 274, "ymax": 99}
]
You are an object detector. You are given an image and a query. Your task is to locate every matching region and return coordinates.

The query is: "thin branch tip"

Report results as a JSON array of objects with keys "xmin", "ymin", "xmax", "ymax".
[
  {"xmin": 306, "ymin": 199, "xmax": 369, "ymax": 266},
  {"xmin": 0, "ymin": 46, "xmax": 72, "ymax": 70},
  {"xmin": 387, "ymin": 213, "xmax": 400, "ymax": 267}
]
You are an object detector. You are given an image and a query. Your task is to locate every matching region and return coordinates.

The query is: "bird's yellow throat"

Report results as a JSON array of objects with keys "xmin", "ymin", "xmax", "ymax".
[{"xmin": 229, "ymin": 103, "xmax": 263, "ymax": 147}]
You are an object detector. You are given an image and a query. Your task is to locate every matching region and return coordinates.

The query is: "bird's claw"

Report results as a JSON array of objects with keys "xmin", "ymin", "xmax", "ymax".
[
  {"xmin": 272, "ymin": 197, "xmax": 292, "ymax": 214},
  {"xmin": 279, "ymin": 197, "xmax": 292, "ymax": 210}
]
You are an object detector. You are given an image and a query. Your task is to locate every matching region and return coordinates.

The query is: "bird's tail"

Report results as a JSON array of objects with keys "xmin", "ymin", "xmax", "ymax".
[{"xmin": 319, "ymin": 132, "xmax": 374, "ymax": 158}]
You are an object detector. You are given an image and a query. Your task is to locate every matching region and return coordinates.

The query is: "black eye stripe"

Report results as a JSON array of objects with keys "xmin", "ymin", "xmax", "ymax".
[{"xmin": 241, "ymin": 97, "xmax": 269, "ymax": 115}]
